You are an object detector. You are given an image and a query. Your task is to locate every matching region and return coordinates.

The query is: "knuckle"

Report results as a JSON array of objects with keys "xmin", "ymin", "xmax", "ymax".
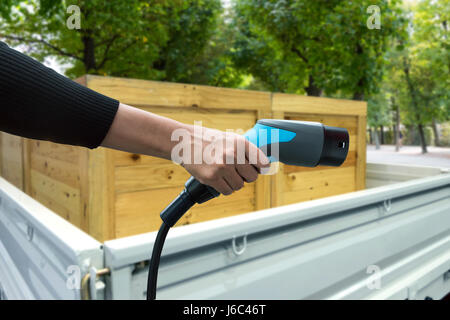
[
  {"xmin": 216, "ymin": 163, "xmax": 228, "ymax": 173},
  {"xmin": 246, "ymin": 173, "xmax": 258, "ymax": 183},
  {"xmin": 234, "ymin": 179, "xmax": 244, "ymax": 190},
  {"xmin": 223, "ymin": 189, "xmax": 233, "ymax": 196},
  {"xmin": 204, "ymin": 170, "xmax": 219, "ymax": 182}
]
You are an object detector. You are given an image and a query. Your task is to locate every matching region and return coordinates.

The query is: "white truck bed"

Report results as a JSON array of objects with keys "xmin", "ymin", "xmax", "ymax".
[{"xmin": 0, "ymin": 162, "xmax": 449, "ymax": 300}]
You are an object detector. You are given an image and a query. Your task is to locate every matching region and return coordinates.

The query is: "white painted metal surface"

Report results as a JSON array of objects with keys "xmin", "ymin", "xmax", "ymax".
[
  {"xmin": 104, "ymin": 169, "xmax": 450, "ymax": 300},
  {"xmin": 366, "ymin": 161, "xmax": 449, "ymax": 188},
  {"xmin": 0, "ymin": 163, "xmax": 449, "ymax": 300},
  {"xmin": 0, "ymin": 178, "xmax": 103, "ymax": 299}
]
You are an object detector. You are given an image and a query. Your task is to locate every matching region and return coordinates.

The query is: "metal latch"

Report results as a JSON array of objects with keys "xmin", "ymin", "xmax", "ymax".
[{"xmin": 80, "ymin": 267, "xmax": 109, "ymax": 300}]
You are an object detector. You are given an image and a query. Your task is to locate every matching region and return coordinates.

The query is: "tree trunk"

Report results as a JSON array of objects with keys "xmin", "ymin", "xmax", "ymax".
[
  {"xmin": 305, "ymin": 75, "xmax": 323, "ymax": 96},
  {"xmin": 352, "ymin": 44, "xmax": 365, "ymax": 101},
  {"xmin": 380, "ymin": 125, "xmax": 384, "ymax": 145},
  {"xmin": 369, "ymin": 128, "xmax": 373, "ymax": 145},
  {"xmin": 417, "ymin": 124, "xmax": 428, "ymax": 154},
  {"xmin": 395, "ymin": 104, "xmax": 400, "ymax": 152},
  {"xmin": 352, "ymin": 77, "xmax": 365, "ymax": 101},
  {"xmin": 374, "ymin": 128, "xmax": 381, "ymax": 150},
  {"xmin": 403, "ymin": 57, "xmax": 427, "ymax": 153},
  {"xmin": 353, "ymin": 91, "xmax": 364, "ymax": 101},
  {"xmin": 82, "ymin": 34, "xmax": 96, "ymax": 73},
  {"xmin": 432, "ymin": 118, "xmax": 440, "ymax": 146}
]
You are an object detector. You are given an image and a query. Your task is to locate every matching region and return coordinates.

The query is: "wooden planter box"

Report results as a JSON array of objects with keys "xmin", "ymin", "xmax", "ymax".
[
  {"xmin": 270, "ymin": 93, "xmax": 367, "ymax": 207},
  {"xmin": 0, "ymin": 75, "xmax": 366, "ymax": 241}
]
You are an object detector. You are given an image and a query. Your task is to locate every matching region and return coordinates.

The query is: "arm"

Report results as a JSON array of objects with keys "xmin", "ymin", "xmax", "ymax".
[
  {"xmin": 0, "ymin": 41, "xmax": 118, "ymax": 148},
  {"xmin": 0, "ymin": 41, "xmax": 269, "ymax": 195},
  {"xmin": 101, "ymin": 103, "xmax": 270, "ymax": 195}
]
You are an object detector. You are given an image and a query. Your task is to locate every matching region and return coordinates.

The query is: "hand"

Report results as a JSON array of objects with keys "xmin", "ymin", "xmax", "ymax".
[{"xmin": 179, "ymin": 127, "xmax": 270, "ymax": 195}]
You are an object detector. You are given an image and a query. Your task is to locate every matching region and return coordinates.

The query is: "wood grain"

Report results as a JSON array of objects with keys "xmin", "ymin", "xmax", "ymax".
[
  {"xmin": 11, "ymin": 75, "xmax": 368, "ymax": 241},
  {"xmin": 115, "ymin": 185, "xmax": 255, "ymax": 238},
  {"xmin": 283, "ymin": 166, "xmax": 356, "ymax": 204},
  {"xmin": 273, "ymin": 93, "xmax": 366, "ymax": 116},
  {"xmin": 86, "ymin": 75, "xmax": 271, "ymax": 112},
  {"xmin": 30, "ymin": 169, "xmax": 81, "ymax": 221},
  {"xmin": 0, "ymin": 133, "xmax": 24, "ymax": 190},
  {"xmin": 356, "ymin": 115, "xmax": 367, "ymax": 190}
]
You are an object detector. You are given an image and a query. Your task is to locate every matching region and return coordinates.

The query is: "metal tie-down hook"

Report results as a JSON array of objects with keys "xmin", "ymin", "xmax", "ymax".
[{"xmin": 231, "ymin": 233, "xmax": 248, "ymax": 256}]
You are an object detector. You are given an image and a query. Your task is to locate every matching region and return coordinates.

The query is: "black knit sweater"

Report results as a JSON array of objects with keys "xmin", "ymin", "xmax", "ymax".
[{"xmin": 0, "ymin": 41, "xmax": 119, "ymax": 149}]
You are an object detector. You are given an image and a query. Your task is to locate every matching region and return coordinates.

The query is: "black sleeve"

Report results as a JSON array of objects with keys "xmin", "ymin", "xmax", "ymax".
[{"xmin": 0, "ymin": 41, "xmax": 119, "ymax": 149}]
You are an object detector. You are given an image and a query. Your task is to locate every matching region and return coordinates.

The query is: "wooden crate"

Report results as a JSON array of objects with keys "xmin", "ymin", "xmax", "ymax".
[
  {"xmin": 0, "ymin": 75, "xmax": 366, "ymax": 241},
  {"xmin": 270, "ymin": 93, "xmax": 367, "ymax": 206},
  {"xmin": 0, "ymin": 132, "xmax": 25, "ymax": 191}
]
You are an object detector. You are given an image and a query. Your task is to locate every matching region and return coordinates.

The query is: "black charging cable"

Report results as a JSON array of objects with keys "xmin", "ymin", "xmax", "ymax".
[{"xmin": 146, "ymin": 177, "xmax": 219, "ymax": 300}]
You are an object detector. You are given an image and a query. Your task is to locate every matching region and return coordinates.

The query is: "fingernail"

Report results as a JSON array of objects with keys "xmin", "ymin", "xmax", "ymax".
[{"xmin": 260, "ymin": 163, "xmax": 279, "ymax": 175}]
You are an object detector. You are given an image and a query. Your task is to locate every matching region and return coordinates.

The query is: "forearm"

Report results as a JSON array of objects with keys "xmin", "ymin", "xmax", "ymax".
[
  {"xmin": 0, "ymin": 41, "xmax": 119, "ymax": 148},
  {"xmin": 101, "ymin": 103, "xmax": 192, "ymax": 160}
]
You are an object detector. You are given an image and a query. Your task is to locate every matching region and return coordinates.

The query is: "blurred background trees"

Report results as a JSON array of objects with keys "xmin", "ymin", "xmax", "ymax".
[{"xmin": 0, "ymin": 0, "xmax": 448, "ymax": 151}]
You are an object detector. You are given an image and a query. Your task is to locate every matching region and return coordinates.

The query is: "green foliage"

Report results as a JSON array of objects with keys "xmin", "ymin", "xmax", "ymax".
[
  {"xmin": 366, "ymin": 0, "xmax": 449, "ymax": 152},
  {"xmin": 384, "ymin": 0, "xmax": 449, "ymax": 127},
  {"xmin": 0, "ymin": 0, "xmax": 233, "ymax": 85},
  {"xmin": 0, "ymin": 0, "xmax": 447, "ymax": 134},
  {"xmin": 441, "ymin": 123, "xmax": 450, "ymax": 146},
  {"xmin": 231, "ymin": 0, "xmax": 406, "ymax": 98},
  {"xmin": 367, "ymin": 90, "xmax": 392, "ymax": 128}
]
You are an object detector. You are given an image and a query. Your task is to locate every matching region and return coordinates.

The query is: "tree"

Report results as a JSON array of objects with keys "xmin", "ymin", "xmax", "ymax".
[
  {"xmin": 367, "ymin": 87, "xmax": 393, "ymax": 149},
  {"xmin": 0, "ymin": 0, "xmax": 232, "ymax": 85},
  {"xmin": 230, "ymin": 0, "xmax": 405, "ymax": 99},
  {"xmin": 413, "ymin": 0, "xmax": 450, "ymax": 146},
  {"xmin": 396, "ymin": 0, "xmax": 449, "ymax": 153}
]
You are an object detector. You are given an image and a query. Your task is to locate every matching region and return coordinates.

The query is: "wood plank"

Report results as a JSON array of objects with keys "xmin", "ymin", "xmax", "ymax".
[
  {"xmin": 115, "ymin": 162, "xmax": 190, "ymax": 193},
  {"xmin": 1, "ymin": 133, "xmax": 24, "ymax": 190},
  {"xmin": 356, "ymin": 115, "xmax": 367, "ymax": 190},
  {"xmin": 115, "ymin": 186, "xmax": 180, "ymax": 237},
  {"xmin": 187, "ymin": 186, "xmax": 255, "ymax": 225},
  {"xmin": 31, "ymin": 152, "xmax": 80, "ymax": 189},
  {"xmin": 255, "ymin": 108, "xmax": 272, "ymax": 210},
  {"xmin": 140, "ymin": 108, "xmax": 256, "ymax": 132},
  {"xmin": 30, "ymin": 169, "xmax": 81, "ymax": 221},
  {"xmin": 286, "ymin": 114, "xmax": 358, "ymax": 136},
  {"xmin": 283, "ymin": 151, "xmax": 356, "ymax": 174},
  {"xmin": 283, "ymin": 166, "xmax": 356, "ymax": 204},
  {"xmin": 32, "ymin": 188, "xmax": 81, "ymax": 226},
  {"xmin": 79, "ymin": 148, "xmax": 90, "ymax": 233},
  {"xmin": 270, "ymin": 111, "xmax": 285, "ymax": 207},
  {"xmin": 273, "ymin": 93, "xmax": 366, "ymax": 116},
  {"xmin": 30, "ymin": 140, "xmax": 79, "ymax": 165},
  {"xmin": 113, "ymin": 150, "xmax": 168, "ymax": 167},
  {"xmin": 115, "ymin": 184, "xmax": 255, "ymax": 238},
  {"xmin": 22, "ymin": 138, "xmax": 32, "ymax": 195},
  {"xmin": 86, "ymin": 75, "xmax": 271, "ymax": 112},
  {"xmin": 87, "ymin": 148, "xmax": 115, "ymax": 241}
]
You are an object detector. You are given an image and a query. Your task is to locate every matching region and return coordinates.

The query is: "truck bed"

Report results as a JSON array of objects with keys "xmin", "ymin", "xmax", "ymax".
[{"xmin": 0, "ymin": 162, "xmax": 449, "ymax": 300}]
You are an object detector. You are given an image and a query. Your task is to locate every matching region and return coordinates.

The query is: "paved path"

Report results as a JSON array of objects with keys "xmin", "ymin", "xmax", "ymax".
[{"xmin": 367, "ymin": 145, "xmax": 450, "ymax": 168}]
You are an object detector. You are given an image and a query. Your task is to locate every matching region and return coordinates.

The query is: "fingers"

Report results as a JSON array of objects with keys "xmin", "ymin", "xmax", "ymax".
[
  {"xmin": 212, "ymin": 178, "xmax": 233, "ymax": 196},
  {"xmin": 244, "ymin": 139, "xmax": 270, "ymax": 172},
  {"xmin": 224, "ymin": 168, "xmax": 245, "ymax": 191},
  {"xmin": 214, "ymin": 138, "xmax": 267, "ymax": 195},
  {"xmin": 182, "ymin": 130, "xmax": 271, "ymax": 197},
  {"xmin": 236, "ymin": 163, "xmax": 259, "ymax": 183}
]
